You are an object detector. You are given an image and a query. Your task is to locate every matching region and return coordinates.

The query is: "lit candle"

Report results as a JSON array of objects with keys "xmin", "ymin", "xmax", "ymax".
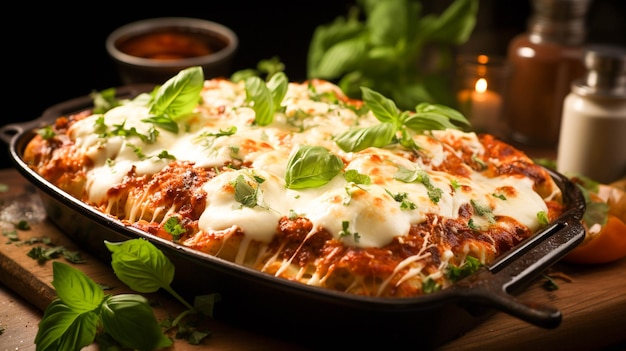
[{"xmin": 457, "ymin": 78, "xmax": 503, "ymax": 134}]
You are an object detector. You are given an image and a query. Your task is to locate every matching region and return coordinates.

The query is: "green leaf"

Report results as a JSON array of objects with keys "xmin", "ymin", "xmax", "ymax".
[
  {"xmin": 344, "ymin": 169, "xmax": 371, "ymax": 185},
  {"xmin": 141, "ymin": 115, "xmax": 179, "ymax": 134},
  {"xmin": 101, "ymin": 294, "xmax": 172, "ymax": 351},
  {"xmin": 51, "ymin": 261, "xmax": 104, "ymax": 313},
  {"xmin": 314, "ymin": 35, "xmax": 369, "ymax": 79},
  {"xmin": 91, "ymin": 88, "xmax": 120, "ymax": 114},
  {"xmin": 307, "ymin": 9, "xmax": 365, "ymax": 78},
  {"xmin": 413, "ymin": 102, "xmax": 471, "ymax": 129},
  {"xmin": 418, "ymin": 0, "xmax": 479, "ymax": 44},
  {"xmin": 334, "ymin": 122, "xmax": 396, "ymax": 152},
  {"xmin": 194, "ymin": 293, "xmax": 222, "ymax": 318},
  {"xmin": 105, "ymin": 238, "xmax": 175, "ymax": 293},
  {"xmin": 149, "ymin": 66, "xmax": 204, "ymax": 121},
  {"xmin": 447, "ymin": 256, "xmax": 482, "ymax": 282},
  {"xmin": 266, "ymin": 71, "xmax": 288, "ymax": 108},
  {"xmin": 307, "ymin": 0, "xmax": 478, "ymax": 110},
  {"xmin": 361, "ymin": 87, "xmax": 401, "ymax": 124},
  {"xmin": 35, "ymin": 299, "xmax": 99, "ymax": 351},
  {"xmin": 245, "ymin": 76, "xmax": 274, "ymax": 126},
  {"xmin": 403, "ymin": 113, "xmax": 456, "ymax": 131},
  {"xmin": 231, "ymin": 174, "xmax": 261, "ymax": 208},
  {"xmin": 285, "ymin": 145, "xmax": 344, "ymax": 189},
  {"xmin": 394, "ymin": 167, "xmax": 443, "ymax": 203},
  {"xmin": 366, "ymin": 0, "xmax": 411, "ymax": 46}
]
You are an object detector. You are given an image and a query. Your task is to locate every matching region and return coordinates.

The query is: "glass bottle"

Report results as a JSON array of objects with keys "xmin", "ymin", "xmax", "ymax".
[
  {"xmin": 505, "ymin": 0, "xmax": 591, "ymax": 147},
  {"xmin": 556, "ymin": 45, "xmax": 626, "ymax": 183}
]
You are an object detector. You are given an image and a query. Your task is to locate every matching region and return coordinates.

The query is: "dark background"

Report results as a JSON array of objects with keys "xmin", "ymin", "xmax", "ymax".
[{"xmin": 1, "ymin": 0, "xmax": 625, "ymax": 168}]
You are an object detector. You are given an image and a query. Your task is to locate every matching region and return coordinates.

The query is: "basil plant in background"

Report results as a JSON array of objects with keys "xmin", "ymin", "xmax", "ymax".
[{"xmin": 307, "ymin": 0, "xmax": 479, "ymax": 110}]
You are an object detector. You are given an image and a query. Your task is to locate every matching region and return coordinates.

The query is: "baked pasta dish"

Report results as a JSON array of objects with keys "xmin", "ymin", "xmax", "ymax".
[{"xmin": 23, "ymin": 67, "xmax": 564, "ymax": 297}]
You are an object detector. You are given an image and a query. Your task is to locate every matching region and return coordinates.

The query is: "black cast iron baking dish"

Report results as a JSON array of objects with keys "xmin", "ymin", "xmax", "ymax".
[{"xmin": 0, "ymin": 86, "xmax": 586, "ymax": 349}]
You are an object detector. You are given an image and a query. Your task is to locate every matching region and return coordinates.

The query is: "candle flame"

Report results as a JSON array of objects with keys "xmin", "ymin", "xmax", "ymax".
[{"xmin": 474, "ymin": 78, "xmax": 488, "ymax": 93}]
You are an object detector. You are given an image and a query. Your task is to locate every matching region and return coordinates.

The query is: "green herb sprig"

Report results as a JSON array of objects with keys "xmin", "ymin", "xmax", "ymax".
[
  {"xmin": 91, "ymin": 66, "xmax": 205, "ymax": 136},
  {"xmin": 334, "ymin": 87, "xmax": 470, "ymax": 152},
  {"xmin": 307, "ymin": 0, "xmax": 479, "ymax": 109},
  {"xmin": 35, "ymin": 238, "xmax": 219, "ymax": 350},
  {"xmin": 447, "ymin": 255, "xmax": 482, "ymax": 282},
  {"xmin": 244, "ymin": 71, "xmax": 288, "ymax": 126}
]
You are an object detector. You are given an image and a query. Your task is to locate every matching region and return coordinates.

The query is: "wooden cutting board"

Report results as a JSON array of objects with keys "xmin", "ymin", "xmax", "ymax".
[{"xmin": 1, "ymin": 167, "xmax": 625, "ymax": 350}]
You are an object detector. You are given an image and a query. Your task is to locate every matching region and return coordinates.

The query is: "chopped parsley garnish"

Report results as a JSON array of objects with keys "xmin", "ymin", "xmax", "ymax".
[
  {"xmin": 447, "ymin": 256, "xmax": 482, "ymax": 282},
  {"xmin": 393, "ymin": 167, "xmax": 443, "ymax": 203},
  {"xmin": 492, "ymin": 192, "xmax": 506, "ymax": 200},
  {"xmin": 37, "ymin": 126, "xmax": 56, "ymax": 140},
  {"xmin": 537, "ymin": 211, "xmax": 550, "ymax": 225},
  {"xmin": 422, "ymin": 278, "xmax": 441, "ymax": 294},
  {"xmin": 451, "ymin": 179, "xmax": 461, "ymax": 191},
  {"xmin": 385, "ymin": 189, "xmax": 417, "ymax": 210},
  {"xmin": 338, "ymin": 220, "xmax": 360, "ymax": 243},
  {"xmin": 470, "ymin": 199, "xmax": 495, "ymax": 223},
  {"xmin": 164, "ymin": 217, "xmax": 186, "ymax": 241}
]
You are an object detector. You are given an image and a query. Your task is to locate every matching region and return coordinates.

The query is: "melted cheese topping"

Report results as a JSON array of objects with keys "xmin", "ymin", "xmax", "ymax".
[{"xmin": 25, "ymin": 78, "xmax": 564, "ymax": 297}]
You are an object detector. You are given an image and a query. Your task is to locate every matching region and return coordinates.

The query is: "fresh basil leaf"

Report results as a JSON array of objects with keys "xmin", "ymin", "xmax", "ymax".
[
  {"xmin": 307, "ymin": 0, "xmax": 478, "ymax": 110},
  {"xmin": 230, "ymin": 68, "xmax": 258, "ymax": 83},
  {"xmin": 267, "ymin": 71, "xmax": 288, "ymax": 108},
  {"xmin": 194, "ymin": 293, "xmax": 222, "ymax": 318},
  {"xmin": 314, "ymin": 35, "xmax": 369, "ymax": 79},
  {"xmin": 105, "ymin": 238, "xmax": 175, "ymax": 293},
  {"xmin": 35, "ymin": 299, "xmax": 99, "ymax": 351},
  {"xmin": 245, "ymin": 76, "xmax": 274, "ymax": 126},
  {"xmin": 141, "ymin": 115, "xmax": 179, "ymax": 134},
  {"xmin": 365, "ymin": 0, "xmax": 410, "ymax": 46},
  {"xmin": 403, "ymin": 112, "xmax": 458, "ymax": 131},
  {"xmin": 256, "ymin": 56, "xmax": 286, "ymax": 80},
  {"xmin": 101, "ymin": 294, "xmax": 172, "ymax": 351},
  {"xmin": 91, "ymin": 88, "xmax": 120, "ymax": 114},
  {"xmin": 414, "ymin": 103, "xmax": 471, "ymax": 129},
  {"xmin": 149, "ymin": 66, "xmax": 204, "ymax": 121},
  {"xmin": 420, "ymin": 0, "xmax": 478, "ymax": 44},
  {"xmin": 344, "ymin": 169, "xmax": 371, "ymax": 185},
  {"xmin": 307, "ymin": 11, "xmax": 365, "ymax": 78},
  {"xmin": 51, "ymin": 261, "xmax": 104, "ymax": 313},
  {"xmin": 285, "ymin": 145, "xmax": 344, "ymax": 189},
  {"xmin": 334, "ymin": 122, "xmax": 396, "ymax": 152},
  {"xmin": 361, "ymin": 86, "xmax": 400, "ymax": 124}
]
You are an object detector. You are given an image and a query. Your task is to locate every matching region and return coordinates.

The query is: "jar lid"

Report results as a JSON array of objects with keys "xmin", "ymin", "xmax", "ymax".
[
  {"xmin": 529, "ymin": 0, "xmax": 591, "ymax": 45},
  {"xmin": 532, "ymin": 0, "xmax": 591, "ymax": 19}
]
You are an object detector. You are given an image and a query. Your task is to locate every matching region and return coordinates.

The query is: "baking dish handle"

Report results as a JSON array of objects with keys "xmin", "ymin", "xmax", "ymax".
[{"xmin": 454, "ymin": 218, "xmax": 585, "ymax": 329}]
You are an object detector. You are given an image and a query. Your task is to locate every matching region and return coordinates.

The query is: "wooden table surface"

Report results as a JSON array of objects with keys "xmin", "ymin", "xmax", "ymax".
[{"xmin": 1, "ymin": 166, "xmax": 625, "ymax": 351}]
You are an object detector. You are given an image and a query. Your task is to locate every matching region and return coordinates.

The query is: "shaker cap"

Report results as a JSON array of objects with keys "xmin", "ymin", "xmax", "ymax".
[{"xmin": 573, "ymin": 44, "xmax": 626, "ymax": 97}]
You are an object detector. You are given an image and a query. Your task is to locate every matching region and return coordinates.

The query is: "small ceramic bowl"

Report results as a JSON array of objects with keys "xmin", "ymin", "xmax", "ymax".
[{"xmin": 106, "ymin": 17, "xmax": 239, "ymax": 85}]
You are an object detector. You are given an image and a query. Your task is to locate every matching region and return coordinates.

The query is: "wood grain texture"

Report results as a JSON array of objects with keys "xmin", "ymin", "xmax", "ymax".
[{"xmin": 1, "ymin": 168, "xmax": 625, "ymax": 351}]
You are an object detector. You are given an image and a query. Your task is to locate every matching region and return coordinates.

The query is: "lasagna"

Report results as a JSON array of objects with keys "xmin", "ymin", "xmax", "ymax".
[{"xmin": 23, "ymin": 67, "xmax": 563, "ymax": 297}]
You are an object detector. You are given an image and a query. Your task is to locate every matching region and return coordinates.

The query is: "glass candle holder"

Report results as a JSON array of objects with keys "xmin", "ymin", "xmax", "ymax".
[{"xmin": 456, "ymin": 54, "xmax": 511, "ymax": 138}]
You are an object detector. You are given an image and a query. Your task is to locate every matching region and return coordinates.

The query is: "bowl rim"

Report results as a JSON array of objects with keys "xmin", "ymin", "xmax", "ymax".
[{"xmin": 105, "ymin": 17, "xmax": 239, "ymax": 69}]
